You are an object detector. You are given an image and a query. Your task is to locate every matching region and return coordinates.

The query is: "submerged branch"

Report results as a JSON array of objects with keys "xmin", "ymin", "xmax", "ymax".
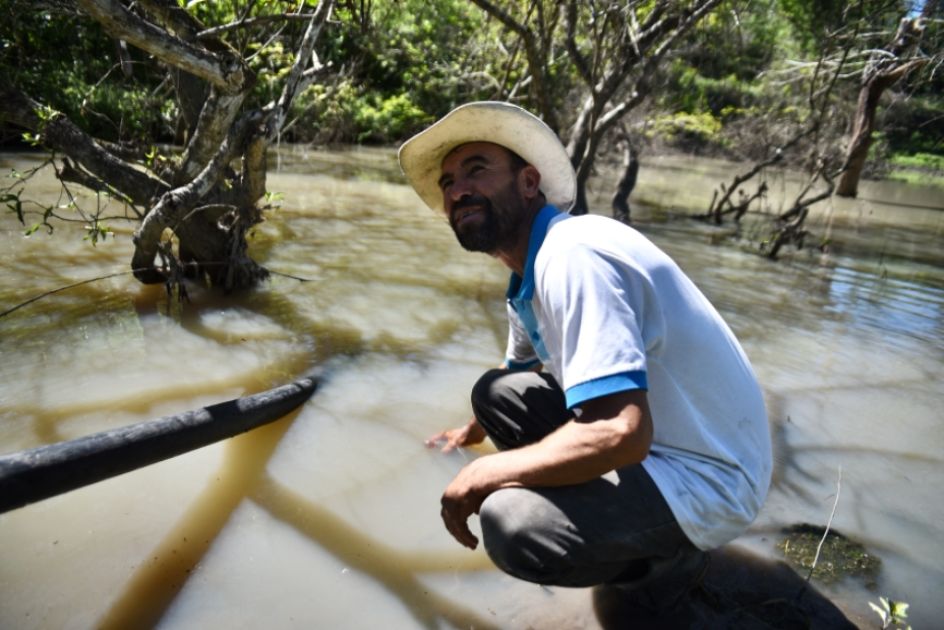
[{"xmin": 0, "ymin": 270, "xmax": 137, "ymax": 319}]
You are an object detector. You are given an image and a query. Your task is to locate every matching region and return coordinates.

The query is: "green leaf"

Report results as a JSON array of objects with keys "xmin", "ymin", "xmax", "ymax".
[{"xmin": 1, "ymin": 193, "xmax": 24, "ymax": 224}]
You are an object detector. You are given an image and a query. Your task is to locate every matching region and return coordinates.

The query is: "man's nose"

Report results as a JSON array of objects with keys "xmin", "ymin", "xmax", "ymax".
[{"xmin": 447, "ymin": 176, "xmax": 473, "ymax": 202}]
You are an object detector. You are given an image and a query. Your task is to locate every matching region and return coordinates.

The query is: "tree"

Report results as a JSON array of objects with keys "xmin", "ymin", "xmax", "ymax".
[
  {"xmin": 836, "ymin": 6, "xmax": 937, "ymax": 196},
  {"xmin": 470, "ymin": 0, "xmax": 723, "ymax": 214},
  {"xmin": 1, "ymin": 0, "xmax": 334, "ymax": 292}
]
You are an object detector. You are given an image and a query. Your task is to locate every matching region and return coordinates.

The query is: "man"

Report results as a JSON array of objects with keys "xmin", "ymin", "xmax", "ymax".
[{"xmin": 398, "ymin": 101, "xmax": 772, "ymax": 623}]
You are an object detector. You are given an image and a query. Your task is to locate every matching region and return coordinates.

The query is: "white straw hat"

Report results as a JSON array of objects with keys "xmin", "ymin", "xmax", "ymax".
[{"xmin": 398, "ymin": 101, "xmax": 576, "ymax": 213}]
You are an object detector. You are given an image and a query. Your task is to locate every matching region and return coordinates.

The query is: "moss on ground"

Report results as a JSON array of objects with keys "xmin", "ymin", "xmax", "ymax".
[{"xmin": 777, "ymin": 523, "xmax": 881, "ymax": 588}]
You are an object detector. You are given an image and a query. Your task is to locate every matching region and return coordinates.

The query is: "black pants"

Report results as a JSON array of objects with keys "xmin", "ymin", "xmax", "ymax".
[{"xmin": 472, "ymin": 368, "xmax": 701, "ymax": 588}]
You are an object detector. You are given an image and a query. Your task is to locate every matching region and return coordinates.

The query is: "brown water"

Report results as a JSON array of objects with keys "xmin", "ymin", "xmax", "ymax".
[{"xmin": 0, "ymin": 148, "xmax": 941, "ymax": 629}]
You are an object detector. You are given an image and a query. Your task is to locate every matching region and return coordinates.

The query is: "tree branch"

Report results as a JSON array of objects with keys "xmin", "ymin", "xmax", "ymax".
[
  {"xmin": 564, "ymin": 1, "xmax": 592, "ymax": 85},
  {"xmin": 268, "ymin": 0, "xmax": 334, "ymax": 143},
  {"xmin": 0, "ymin": 89, "xmax": 168, "ymax": 206},
  {"xmin": 77, "ymin": 0, "xmax": 252, "ymax": 94},
  {"xmin": 175, "ymin": 90, "xmax": 247, "ymax": 184},
  {"xmin": 471, "ymin": 0, "xmax": 558, "ymax": 131},
  {"xmin": 197, "ymin": 12, "xmax": 323, "ymax": 39}
]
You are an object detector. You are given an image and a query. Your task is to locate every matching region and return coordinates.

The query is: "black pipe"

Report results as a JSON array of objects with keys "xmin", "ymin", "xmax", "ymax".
[{"xmin": 0, "ymin": 369, "xmax": 322, "ymax": 514}]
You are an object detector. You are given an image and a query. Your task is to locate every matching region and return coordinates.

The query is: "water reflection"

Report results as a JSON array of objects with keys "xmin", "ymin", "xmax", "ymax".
[{"xmin": 0, "ymin": 149, "xmax": 942, "ymax": 628}]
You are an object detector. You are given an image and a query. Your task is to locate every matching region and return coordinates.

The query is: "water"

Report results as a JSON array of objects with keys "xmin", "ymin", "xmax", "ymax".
[{"xmin": 0, "ymin": 148, "xmax": 941, "ymax": 628}]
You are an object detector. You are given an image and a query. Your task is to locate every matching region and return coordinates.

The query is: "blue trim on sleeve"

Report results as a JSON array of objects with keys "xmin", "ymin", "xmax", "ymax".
[
  {"xmin": 505, "ymin": 357, "xmax": 542, "ymax": 371},
  {"xmin": 565, "ymin": 371, "xmax": 648, "ymax": 409}
]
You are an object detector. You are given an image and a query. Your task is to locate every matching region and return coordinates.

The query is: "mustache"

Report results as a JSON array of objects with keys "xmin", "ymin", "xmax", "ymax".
[
  {"xmin": 449, "ymin": 195, "xmax": 492, "ymax": 226},
  {"xmin": 452, "ymin": 195, "xmax": 491, "ymax": 212}
]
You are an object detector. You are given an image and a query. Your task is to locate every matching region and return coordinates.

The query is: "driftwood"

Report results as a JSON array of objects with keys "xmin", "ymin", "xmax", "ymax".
[{"xmin": 0, "ymin": 369, "xmax": 322, "ymax": 513}]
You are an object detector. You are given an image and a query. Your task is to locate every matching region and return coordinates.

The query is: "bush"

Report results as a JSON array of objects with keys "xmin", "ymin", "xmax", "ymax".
[
  {"xmin": 353, "ymin": 94, "xmax": 431, "ymax": 144},
  {"xmin": 647, "ymin": 111, "xmax": 725, "ymax": 152}
]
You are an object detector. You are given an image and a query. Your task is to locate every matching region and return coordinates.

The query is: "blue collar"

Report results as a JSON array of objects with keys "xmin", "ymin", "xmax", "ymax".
[{"xmin": 506, "ymin": 204, "xmax": 561, "ymax": 302}]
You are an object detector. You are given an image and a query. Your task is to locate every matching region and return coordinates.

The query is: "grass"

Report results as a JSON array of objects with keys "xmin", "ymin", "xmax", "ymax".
[{"xmin": 886, "ymin": 152, "xmax": 944, "ymax": 188}]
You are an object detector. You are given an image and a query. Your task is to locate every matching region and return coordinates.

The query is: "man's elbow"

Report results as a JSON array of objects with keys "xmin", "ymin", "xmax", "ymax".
[{"xmin": 611, "ymin": 412, "xmax": 653, "ymax": 467}]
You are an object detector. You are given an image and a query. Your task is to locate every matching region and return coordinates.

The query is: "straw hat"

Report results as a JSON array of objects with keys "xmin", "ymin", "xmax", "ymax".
[{"xmin": 398, "ymin": 101, "xmax": 576, "ymax": 213}]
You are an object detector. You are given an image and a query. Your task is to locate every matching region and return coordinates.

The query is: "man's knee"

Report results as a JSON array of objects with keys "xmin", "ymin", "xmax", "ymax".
[
  {"xmin": 470, "ymin": 368, "xmax": 511, "ymax": 411},
  {"xmin": 479, "ymin": 488, "xmax": 571, "ymax": 585}
]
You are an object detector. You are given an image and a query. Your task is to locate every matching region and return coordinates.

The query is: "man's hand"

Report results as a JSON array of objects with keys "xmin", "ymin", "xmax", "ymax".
[
  {"xmin": 425, "ymin": 417, "xmax": 487, "ymax": 452},
  {"xmin": 439, "ymin": 456, "xmax": 501, "ymax": 549}
]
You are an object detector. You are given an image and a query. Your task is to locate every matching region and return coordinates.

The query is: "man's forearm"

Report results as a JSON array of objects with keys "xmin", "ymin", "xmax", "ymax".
[{"xmin": 477, "ymin": 413, "xmax": 650, "ymax": 492}]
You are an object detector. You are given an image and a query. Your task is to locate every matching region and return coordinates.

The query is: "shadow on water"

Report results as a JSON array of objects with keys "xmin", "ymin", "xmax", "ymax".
[
  {"xmin": 254, "ymin": 477, "xmax": 500, "ymax": 630},
  {"xmin": 93, "ymin": 385, "xmax": 500, "ymax": 630},
  {"xmin": 68, "ymin": 282, "xmax": 504, "ymax": 628}
]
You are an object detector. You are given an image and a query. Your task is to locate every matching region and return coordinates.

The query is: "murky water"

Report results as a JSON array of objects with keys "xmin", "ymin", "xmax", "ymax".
[{"xmin": 0, "ymin": 147, "xmax": 941, "ymax": 629}]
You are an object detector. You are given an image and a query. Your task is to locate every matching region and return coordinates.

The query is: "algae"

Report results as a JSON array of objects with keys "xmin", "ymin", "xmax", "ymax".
[{"xmin": 778, "ymin": 523, "xmax": 881, "ymax": 588}]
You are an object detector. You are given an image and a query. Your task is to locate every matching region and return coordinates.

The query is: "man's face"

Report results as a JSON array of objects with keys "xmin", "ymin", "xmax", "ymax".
[{"xmin": 438, "ymin": 142, "xmax": 528, "ymax": 254}]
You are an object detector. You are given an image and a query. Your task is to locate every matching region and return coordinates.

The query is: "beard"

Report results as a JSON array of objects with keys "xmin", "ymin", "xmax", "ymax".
[{"xmin": 449, "ymin": 193, "xmax": 524, "ymax": 254}]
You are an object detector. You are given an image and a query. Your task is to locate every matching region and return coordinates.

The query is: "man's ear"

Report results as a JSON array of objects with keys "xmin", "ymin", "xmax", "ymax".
[{"xmin": 518, "ymin": 164, "xmax": 542, "ymax": 201}]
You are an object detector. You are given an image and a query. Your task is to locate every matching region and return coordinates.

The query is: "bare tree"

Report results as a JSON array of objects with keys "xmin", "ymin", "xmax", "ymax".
[
  {"xmin": 698, "ymin": 43, "xmax": 849, "ymax": 259},
  {"xmin": 471, "ymin": 0, "xmax": 722, "ymax": 214},
  {"xmin": 1, "ymin": 0, "xmax": 334, "ymax": 292},
  {"xmin": 836, "ymin": 12, "xmax": 934, "ymax": 197}
]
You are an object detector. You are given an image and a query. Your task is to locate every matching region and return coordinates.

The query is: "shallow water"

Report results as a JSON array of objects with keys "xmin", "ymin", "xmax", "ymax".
[{"xmin": 0, "ymin": 147, "xmax": 941, "ymax": 628}]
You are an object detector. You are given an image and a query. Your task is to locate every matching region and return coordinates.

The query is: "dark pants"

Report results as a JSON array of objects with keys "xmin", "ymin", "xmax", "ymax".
[{"xmin": 472, "ymin": 369, "xmax": 701, "ymax": 588}]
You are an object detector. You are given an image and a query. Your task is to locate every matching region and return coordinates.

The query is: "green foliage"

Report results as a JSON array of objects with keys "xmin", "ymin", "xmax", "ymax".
[
  {"xmin": 646, "ymin": 112, "xmax": 724, "ymax": 151},
  {"xmin": 84, "ymin": 220, "xmax": 114, "ymax": 246},
  {"xmin": 869, "ymin": 596, "xmax": 911, "ymax": 630},
  {"xmin": 0, "ymin": 4, "xmax": 171, "ymax": 144},
  {"xmin": 890, "ymin": 152, "xmax": 944, "ymax": 171},
  {"xmin": 687, "ymin": 0, "xmax": 790, "ymax": 79},
  {"xmin": 886, "ymin": 151, "xmax": 944, "ymax": 187},
  {"xmin": 353, "ymin": 94, "xmax": 430, "ymax": 143},
  {"xmin": 298, "ymin": 0, "xmax": 498, "ymax": 143},
  {"xmin": 663, "ymin": 61, "xmax": 762, "ymax": 114},
  {"xmin": 1, "ymin": 0, "xmax": 939, "ymax": 162}
]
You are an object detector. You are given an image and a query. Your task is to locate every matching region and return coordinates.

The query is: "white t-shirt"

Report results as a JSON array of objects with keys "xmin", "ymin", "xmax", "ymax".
[{"xmin": 504, "ymin": 205, "xmax": 772, "ymax": 550}]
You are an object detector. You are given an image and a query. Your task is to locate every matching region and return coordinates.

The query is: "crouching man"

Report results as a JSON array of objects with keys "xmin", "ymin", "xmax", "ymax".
[{"xmin": 398, "ymin": 101, "xmax": 772, "ymax": 625}]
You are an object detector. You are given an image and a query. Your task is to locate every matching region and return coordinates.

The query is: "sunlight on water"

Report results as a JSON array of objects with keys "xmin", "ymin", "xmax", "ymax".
[{"xmin": 0, "ymin": 149, "xmax": 941, "ymax": 628}]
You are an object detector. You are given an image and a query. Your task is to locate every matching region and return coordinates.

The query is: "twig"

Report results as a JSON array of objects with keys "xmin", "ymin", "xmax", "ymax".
[
  {"xmin": 0, "ymin": 270, "xmax": 137, "ymax": 319},
  {"xmin": 267, "ymin": 269, "xmax": 314, "ymax": 282},
  {"xmin": 0, "ymin": 265, "xmax": 315, "ymax": 319},
  {"xmin": 793, "ymin": 464, "xmax": 842, "ymax": 605},
  {"xmin": 806, "ymin": 465, "xmax": 842, "ymax": 583}
]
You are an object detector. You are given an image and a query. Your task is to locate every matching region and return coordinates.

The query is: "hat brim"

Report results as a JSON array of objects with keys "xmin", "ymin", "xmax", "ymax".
[{"xmin": 398, "ymin": 101, "xmax": 576, "ymax": 213}]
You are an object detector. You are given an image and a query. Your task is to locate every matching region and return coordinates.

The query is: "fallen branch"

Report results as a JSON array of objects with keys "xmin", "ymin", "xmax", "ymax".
[{"xmin": 0, "ymin": 368, "xmax": 323, "ymax": 513}]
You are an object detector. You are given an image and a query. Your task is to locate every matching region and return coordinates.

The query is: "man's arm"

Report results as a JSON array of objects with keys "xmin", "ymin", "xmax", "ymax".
[
  {"xmin": 439, "ymin": 388, "xmax": 652, "ymax": 548},
  {"xmin": 425, "ymin": 362, "xmax": 543, "ymax": 453}
]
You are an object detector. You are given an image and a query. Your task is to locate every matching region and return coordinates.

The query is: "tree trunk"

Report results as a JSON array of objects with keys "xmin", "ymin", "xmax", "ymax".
[
  {"xmin": 835, "ymin": 80, "xmax": 880, "ymax": 197},
  {"xmin": 836, "ymin": 18, "xmax": 929, "ymax": 197},
  {"xmin": 611, "ymin": 138, "xmax": 639, "ymax": 223}
]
